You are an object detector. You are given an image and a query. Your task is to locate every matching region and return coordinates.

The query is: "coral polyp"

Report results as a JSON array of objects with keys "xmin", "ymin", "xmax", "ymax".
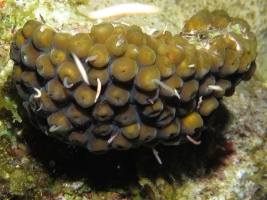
[{"xmin": 10, "ymin": 10, "xmax": 257, "ymax": 153}]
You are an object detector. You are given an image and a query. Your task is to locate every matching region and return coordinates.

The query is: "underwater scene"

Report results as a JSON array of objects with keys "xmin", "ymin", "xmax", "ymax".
[{"xmin": 0, "ymin": 0, "xmax": 267, "ymax": 199}]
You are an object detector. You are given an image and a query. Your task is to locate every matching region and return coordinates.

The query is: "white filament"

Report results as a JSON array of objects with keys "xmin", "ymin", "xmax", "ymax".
[
  {"xmin": 188, "ymin": 64, "xmax": 196, "ymax": 68},
  {"xmin": 208, "ymin": 85, "xmax": 223, "ymax": 92},
  {"xmin": 197, "ymin": 96, "xmax": 203, "ymax": 109},
  {"xmin": 108, "ymin": 131, "xmax": 119, "ymax": 144},
  {"xmin": 116, "ymin": 35, "xmax": 125, "ymax": 47},
  {"xmin": 33, "ymin": 87, "xmax": 42, "ymax": 98},
  {"xmin": 85, "ymin": 55, "xmax": 98, "ymax": 62},
  {"xmin": 72, "ymin": 53, "xmax": 90, "ymax": 85},
  {"xmin": 151, "ymin": 26, "xmax": 168, "ymax": 38},
  {"xmin": 147, "ymin": 98, "xmax": 154, "ymax": 105},
  {"xmin": 151, "ymin": 147, "xmax": 162, "ymax": 165},
  {"xmin": 95, "ymin": 78, "xmax": 101, "ymax": 103},
  {"xmin": 174, "ymin": 89, "xmax": 181, "ymax": 99},
  {"xmin": 186, "ymin": 135, "xmax": 201, "ymax": 145},
  {"xmin": 152, "ymin": 79, "xmax": 180, "ymax": 99},
  {"xmin": 63, "ymin": 76, "xmax": 74, "ymax": 88},
  {"xmin": 36, "ymin": 102, "xmax": 43, "ymax": 112},
  {"xmin": 49, "ymin": 125, "xmax": 62, "ymax": 132}
]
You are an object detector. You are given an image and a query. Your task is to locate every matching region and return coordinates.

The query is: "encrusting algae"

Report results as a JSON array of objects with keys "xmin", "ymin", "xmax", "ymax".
[{"xmin": 10, "ymin": 9, "xmax": 257, "ymax": 154}]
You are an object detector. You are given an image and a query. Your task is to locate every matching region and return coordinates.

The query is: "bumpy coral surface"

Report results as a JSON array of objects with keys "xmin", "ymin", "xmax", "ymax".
[{"xmin": 10, "ymin": 10, "xmax": 257, "ymax": 153}]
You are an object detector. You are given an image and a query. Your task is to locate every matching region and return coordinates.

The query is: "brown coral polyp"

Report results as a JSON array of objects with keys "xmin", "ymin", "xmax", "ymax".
[{"xmin": 10, "ymin": 9, "xmax": 257, "ymax": 153}]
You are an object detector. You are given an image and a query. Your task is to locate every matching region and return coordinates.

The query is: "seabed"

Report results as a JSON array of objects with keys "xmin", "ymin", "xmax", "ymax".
[{"xmin": 0, "ymin": 0, "xmax": 266, "ymax": 199}]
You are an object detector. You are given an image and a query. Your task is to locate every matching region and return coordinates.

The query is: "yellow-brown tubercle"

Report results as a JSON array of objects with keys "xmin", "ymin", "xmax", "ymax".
[{"xmin": 10, "ymin": 10, "xmax": 257, "ymax": 153}]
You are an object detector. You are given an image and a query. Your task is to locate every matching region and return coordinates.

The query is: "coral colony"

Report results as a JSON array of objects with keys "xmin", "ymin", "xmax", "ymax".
[{"xmin": 10, "ymin": 9, "xmax": 257, "ymax": 163}]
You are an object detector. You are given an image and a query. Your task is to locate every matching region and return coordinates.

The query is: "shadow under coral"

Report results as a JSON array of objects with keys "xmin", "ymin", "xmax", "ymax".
[{"xmin": 20, "ymin": 102, "xmax": 233, "ymax": 191}]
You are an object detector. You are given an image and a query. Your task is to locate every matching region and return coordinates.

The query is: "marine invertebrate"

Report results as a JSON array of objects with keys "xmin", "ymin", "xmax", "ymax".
[
  {"xmin": 77, "ymin": 3, "xmax": 160, "ymax": 19},
  {"xmin": 10, "ymin": 10, "xmax": 257, "ymax": 154}
]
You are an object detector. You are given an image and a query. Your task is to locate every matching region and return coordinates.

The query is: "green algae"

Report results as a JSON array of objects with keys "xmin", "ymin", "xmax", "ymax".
[
  {"xmin": 0, "ymin": 0, "xmax": 38, "ymax": 142},
  {"xmin": 0, "ymin": 136, "xmax": 51, "ymax": 198},
  {"xmin": 9, "ymin": 169, "xmax": 35, "ymax": 195}
]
